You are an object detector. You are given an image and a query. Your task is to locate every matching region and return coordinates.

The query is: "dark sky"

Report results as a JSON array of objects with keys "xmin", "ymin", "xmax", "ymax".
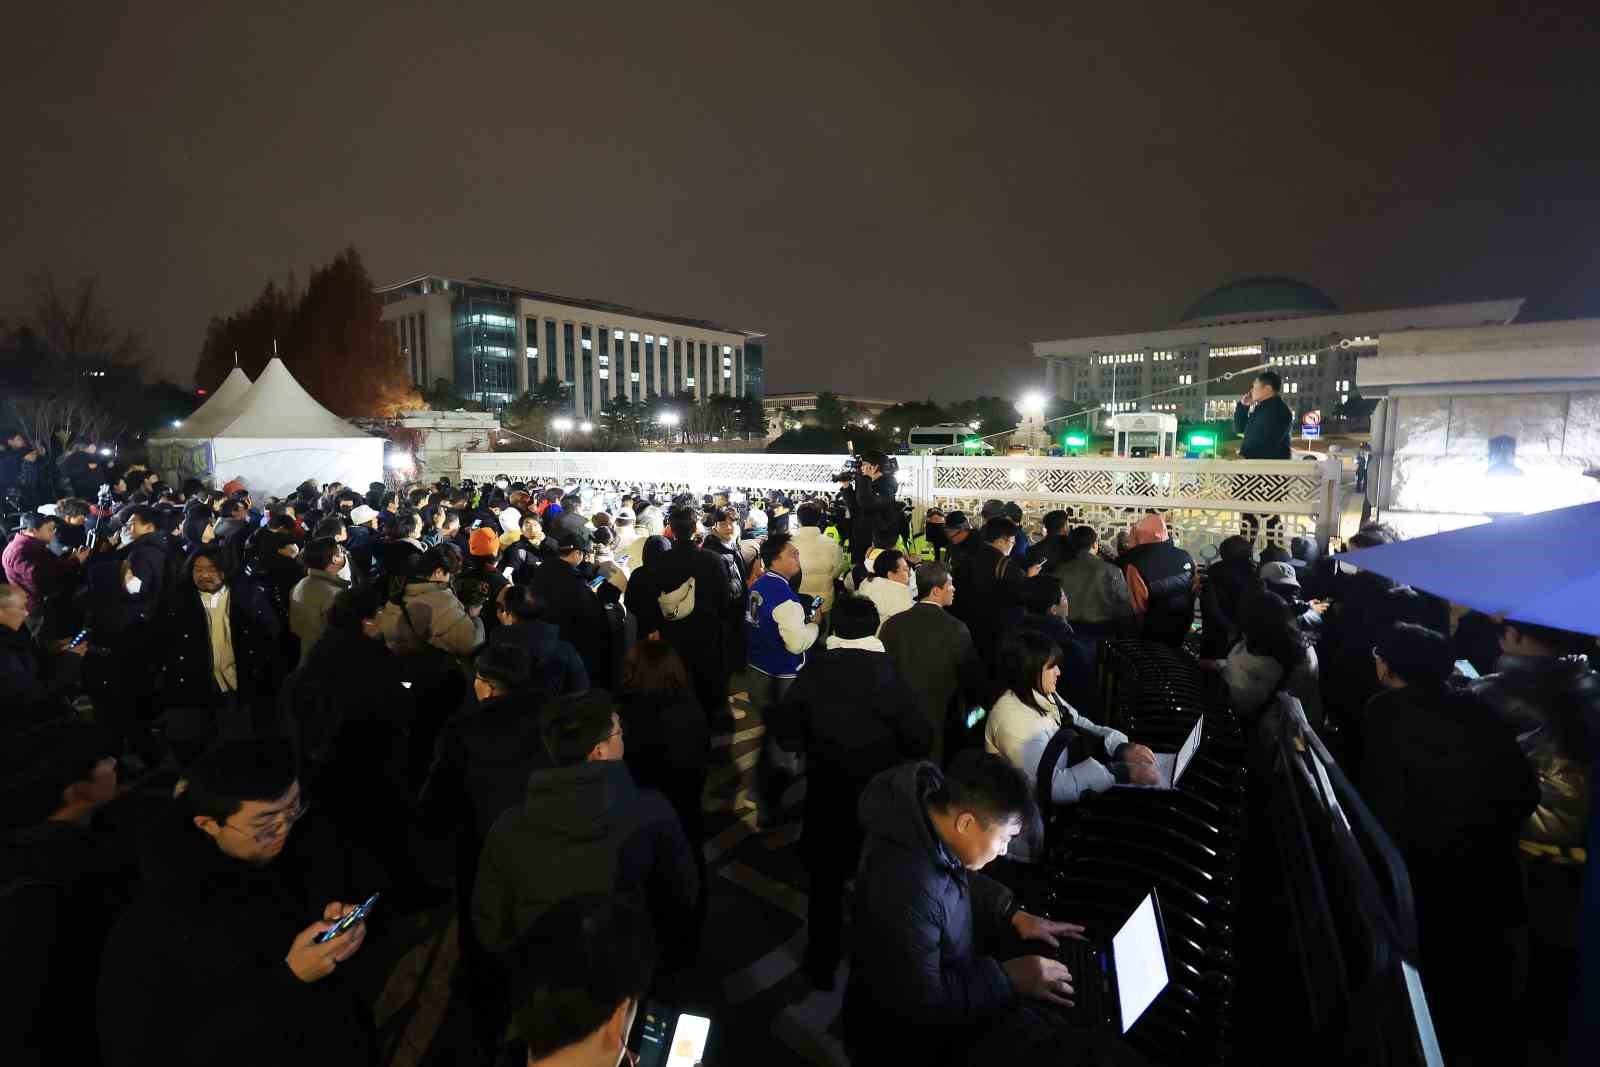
[{"xmin": 6, "ymin": 1, "xmax": 1598, "ymax": 401}]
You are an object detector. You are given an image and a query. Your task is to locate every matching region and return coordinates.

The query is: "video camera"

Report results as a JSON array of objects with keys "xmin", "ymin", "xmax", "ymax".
[{"xmin": 834, "ymin": 453, "xmax": 897, "ymax": 483}]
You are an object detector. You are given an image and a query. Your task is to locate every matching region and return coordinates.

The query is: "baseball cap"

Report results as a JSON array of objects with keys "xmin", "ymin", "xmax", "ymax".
[
  {"xmin": 469, "ymin": 527, "xmax": 501, "ymax": 557},
  {"xmin": 614, "ymin": 507, "xmax": 635, "ymax": 524},
  {"xmin": 1259, "ymin": 561, "xmax": 1300, "ymax": 588},
  {"xmin": 349, "ymin": 504, "xmax": 378, "ymax": 525},
  {"xmin": 943, "ymin": 511, "xmax": 970, "ymax": 532}
]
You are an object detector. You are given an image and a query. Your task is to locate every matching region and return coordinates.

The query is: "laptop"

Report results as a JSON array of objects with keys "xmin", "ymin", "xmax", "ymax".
[
  {"xmin": 1058, "ymin": 889, "xmax": 1172, "ymax": 1034},
  {"xmin": 1114, "ymin": 716, "xmax": 1203, "ymax": 791}
]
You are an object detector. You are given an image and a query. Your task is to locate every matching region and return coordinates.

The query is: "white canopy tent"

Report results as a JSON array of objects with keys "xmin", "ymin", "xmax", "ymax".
[{"xmin": 148, "ymin": 359, "xmax": 384, "ymax": 497}]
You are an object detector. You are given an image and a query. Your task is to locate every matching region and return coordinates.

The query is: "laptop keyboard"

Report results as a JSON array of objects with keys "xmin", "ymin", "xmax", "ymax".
[{"xmin": 1057, "ymin": 939, "xmax": 1109, "ymax": 1027}]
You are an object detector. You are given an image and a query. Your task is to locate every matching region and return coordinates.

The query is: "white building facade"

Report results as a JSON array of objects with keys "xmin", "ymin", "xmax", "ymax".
[
  {"xmin": 378, "ymin": 275, "xmax": 765, "ymax": 414},
  {"xmin": 1033, "ymin": 277, "xmax": 1523, "ymax": 426}
]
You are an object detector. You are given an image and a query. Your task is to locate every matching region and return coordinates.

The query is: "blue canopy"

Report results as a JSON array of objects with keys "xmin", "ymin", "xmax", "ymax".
[{"xmin": 1332, "ymin": 501, "xmax": 1600, "ymax": 637}]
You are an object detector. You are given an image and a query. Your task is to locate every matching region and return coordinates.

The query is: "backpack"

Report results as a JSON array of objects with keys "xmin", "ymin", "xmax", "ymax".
[{"xmin": 658, "ymin": 577, "xmax": 696, "ymax": 621}]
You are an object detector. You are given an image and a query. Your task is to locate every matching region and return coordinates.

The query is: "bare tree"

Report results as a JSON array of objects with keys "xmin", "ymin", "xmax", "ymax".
[{"xmin": 27, "ymin": 274, "xmax": 144, "ymax": 363}]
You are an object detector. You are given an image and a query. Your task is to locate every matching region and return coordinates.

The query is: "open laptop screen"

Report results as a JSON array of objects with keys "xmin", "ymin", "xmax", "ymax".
[
  {"xmin": 1111, "ymin": 893, "xmax": 1169, "ymax": 1033},
  {"xmin": 1171, "ymin": 718, "xmax": 1204, "ymax": 788}
]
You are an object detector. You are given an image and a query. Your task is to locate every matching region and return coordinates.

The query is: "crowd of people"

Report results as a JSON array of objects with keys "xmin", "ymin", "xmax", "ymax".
[{"xmin": 0, "ymin": 431, "xmax": 1593, "ymax": 1066}]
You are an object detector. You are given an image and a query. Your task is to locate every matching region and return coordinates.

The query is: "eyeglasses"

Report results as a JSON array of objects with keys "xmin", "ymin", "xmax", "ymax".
[{"xmin": 223, "ymin": 799, "xmax": 310, "ymax": 843}]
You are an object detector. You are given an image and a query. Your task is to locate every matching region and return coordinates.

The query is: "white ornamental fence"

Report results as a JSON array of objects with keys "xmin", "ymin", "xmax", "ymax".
[{"xmin": 459, "ymin": 451, "xmax": 1342, "ymax": 562}]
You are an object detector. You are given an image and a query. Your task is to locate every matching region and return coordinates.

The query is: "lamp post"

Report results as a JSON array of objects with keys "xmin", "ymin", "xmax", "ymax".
[
  {"xmin": 1013, "ymin": 392, "xmax": 1050, "ymax": 455},
  {"xmin": 658, "ymin": 411, "xmax": 680, "ymax": 447}
]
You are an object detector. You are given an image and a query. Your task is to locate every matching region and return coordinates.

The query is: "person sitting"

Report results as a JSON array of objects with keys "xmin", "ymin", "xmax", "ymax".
[
  {"xmin": 986, "ymin": 630, "xmax": 1157, "ymax": 859},
  {"xmin": 858, "ymin": 547, "xmax": 915, "ymax": 633},
  {"xmin": 845, "ymin": 753, "xmax": 1146, "ymax": 1067},
  {"xmin": 97, "ymin": 737, "xmax": 372, "ymax": 1067},
  {"xmin": 472, "ymin": 691, "xmax": 700, "ymax": 967},
  {"xmin": 489, "ymin": 585, "xmax": 590, "ymax": 696},
  {"xmin": 0, "ymin": 719, "xmax": 135, "ymax": 1066},
  {"xmin": 1201, "ymin": 588, "xmax": 1321, "ymax": 723},
  {"xmin": 770, "ymin": 593, "xmax": 932, "ymax": 989},
  {"xmin": 502, "ymin": 891, "xmax": 656, "ymax": 1067},
  {"xmin": 1359, "ymin": 623, "xmax": 1538, "ymax": 1066}
]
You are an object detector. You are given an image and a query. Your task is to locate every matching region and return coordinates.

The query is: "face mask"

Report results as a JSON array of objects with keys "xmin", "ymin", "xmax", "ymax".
[
  {"xmin": 124, "ymin": 575, "xmax": 143, "ymax": 595},
  {"xmin": 338, "ymin": 561, "xmax": 352, "ymax": 582}
]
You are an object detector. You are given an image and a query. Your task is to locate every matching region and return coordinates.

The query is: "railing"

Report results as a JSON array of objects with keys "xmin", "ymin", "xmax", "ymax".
[{"xmin": 459, "ymin": 451, "xmax": 1342, "ymax": 560}]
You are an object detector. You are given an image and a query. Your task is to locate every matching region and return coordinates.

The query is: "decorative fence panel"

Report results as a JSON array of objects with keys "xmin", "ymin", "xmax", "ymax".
[{"xmin": 460, "ymin": 451, "xmax": 1341, "ymax": 562}]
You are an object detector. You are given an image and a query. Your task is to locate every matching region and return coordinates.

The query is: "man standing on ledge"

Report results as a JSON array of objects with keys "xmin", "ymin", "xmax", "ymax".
[{"xmin": 1234, "ymin": 370, "xmax": 1293, "ymax": 459}]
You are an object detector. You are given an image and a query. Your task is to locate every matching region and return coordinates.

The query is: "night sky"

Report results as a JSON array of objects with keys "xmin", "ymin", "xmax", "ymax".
[{"xmin": 6, "ymin": 1, "xmax": 1598, "ymax": 401}]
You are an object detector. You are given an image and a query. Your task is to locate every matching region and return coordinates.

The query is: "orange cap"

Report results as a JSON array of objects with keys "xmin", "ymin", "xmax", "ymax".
[{"xmin": 469, "ymin": 527, "xmax": 501, "ymax": 557}]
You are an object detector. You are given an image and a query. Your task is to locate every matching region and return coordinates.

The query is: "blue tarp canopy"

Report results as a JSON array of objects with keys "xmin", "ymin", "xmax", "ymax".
[{"xmin": 1332, "ymin": 501, "xmax": 1600, "ymax": 637}]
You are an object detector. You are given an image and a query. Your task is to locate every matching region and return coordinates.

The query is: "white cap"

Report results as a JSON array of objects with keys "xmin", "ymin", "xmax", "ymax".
[
  {"xmin": 499, "ymin": 508, "xmax": 523, "ymax": 533},
  {"xmin": 349, "ymin": 504, "xmax": 379, "ymax": 525}
]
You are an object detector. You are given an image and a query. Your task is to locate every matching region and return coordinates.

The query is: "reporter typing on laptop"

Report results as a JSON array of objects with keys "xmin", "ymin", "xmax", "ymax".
[
  {"xmin": 984, "ymin": 631, "xmax": 1158, "ymax": 859},
  {"xmin": 843, "ymin": 753, "xmax": 1151, "ymax": 1066}
]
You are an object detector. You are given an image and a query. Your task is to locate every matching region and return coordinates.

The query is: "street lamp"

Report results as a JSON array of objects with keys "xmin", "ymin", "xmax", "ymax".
[
  {"xmin": 968, "ymin": 420, "xmax": 981, "ymax": 430},
  {"xmin": 1015, "ymin": 392, "xmax": 1046, "ymax": 417},
  {"xmin": 658, "ymin": 412, "xmax": 680, "ymax": 427},
  {"xmin": 552, "ymin": 417, "xmax": 575, "ymax": 433},
  {"xmin": 579, "ymin": 421, "xmax": 593, "ymax": 433}
]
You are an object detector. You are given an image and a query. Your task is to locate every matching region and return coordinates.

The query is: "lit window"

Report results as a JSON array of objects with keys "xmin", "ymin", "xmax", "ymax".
[
  {"xmin": 581, "ymin": 337, "xmax": 592, "ymax": 350},
  {"xmin": 613, "ymin": 329, "xmax": 624, "ymax": 340},
  {"xmin": 723, "ymin": 370, "xmax": 732, "ymax": 379},
  {"xmin": 629, "ymin": 332, "xmax": 640, "ymax": 342},
  {"xmin": 1341, "ymin": 393, "xmax": 1349, "ymax": 403},
  {"xmin": 1309, "ymin": 353, "xmax": 1317, "ymax": 364},
  {"xmin": 644, "ymin": 334, "xmax": 655, "ymax": 343},
  {"xmin": 599, "ymin": 355, "xmax": 609, "ymax": 367},
  {"xmin": 526, "ymin": 346, "xmax": 538, "ymax": 358},
  {"xmin": 599, "ymin": 369, "xmax": 610, "ymax": 380},
  {"xmin": 630, "ymin": 371, "xmax": 640, "ymax": 382},
  {"xmin": 686, "ymin": 377, "xmax": 696, "ymax": 386},
  {"xmin": 722, "ymin": 356, "xmax": 732, "ymax": 367},
  {"xmin": 722, "ymin": 345, "xmax": 732, "ymax": 355}
]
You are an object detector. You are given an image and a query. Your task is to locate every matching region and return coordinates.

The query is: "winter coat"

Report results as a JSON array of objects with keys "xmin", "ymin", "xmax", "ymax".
[
  {"xmin": 792, "ymin": 526, "xmax": 845, "ymax": 611},
  {"xmin": 487, "ymin": 620, "xmax": 590, "ymax": 696},
  {"xmin": 1198, "ymin": 557, "xmax": 1261, "ymax": 658},
  {"xmin": 2, "ymin": 533, "xmax": 79, "ymax": 616},
  {"xmin": 0, "ymin": 816, "xmax": 140, "ymax": 1067},
  {"xmin": 289, "ymin": 569, "xmax": 349, "ymax": 666},
  {"xmin": 472, "ymin": 759, "xmax": 700, "ymax": 961},
  {"xmin": 770, "ymin": 638, "xmax": 933, "ymax": 870},
  {"xmin": 617, "ymin": 687, "xmax": 711, "ymax": 849},
  {"xmin": 646, "ymin": 541, "xmax": 730, "ymax": 672},
  {"xmin": 1234, "ymin": 394, "xmax": 1294, "ymax": 459},
  {"xmin": 530, "ymin": 559, "xmax": 614, "ymax": 688},
  {"xmin": 858, "ymin": 576, "xmax": 915, "ymax": 633},
  {"xmin": 0, "ymin": 622, "xmax": 82, "ymax": 730},
  {"xmin": 851, "ymin": 473, "xmax": 900, "ymax": 550},
  {"xmin": 1356, "ymin": 685, "xmax": 1538, "ymax": 932},
  {"xmin": 158, "ymin": 580, "xmax": 284, "ymax": 712},
  {"xmin": 843, "ymin": 762, "xmax": 1019, "ymax": 1066},
  {"xmin": 96, "ymin": 804, "xmax": 370, "ymax": 1067},
  {"xmin": 950, "ymin": 541, "xmax": 1029, "ymax": 665},
  {"xmin": 880, "ymin": 602, "xmax": 988, "ymax": 765},
  {"xmin": 378, "ymin": 580, "xmax": 484, "ymax": 660},
  {"xmin": 120, "ymin": 531, "xmax": 179, "ymax": 611},
  {"xmin": 1221, "ymin": 639, "xmax": 1322, "ymax": 723},
  {"xmin": 1473, "ymin": 653, "xmax": 1600, "ymax": 850},
  {"xmin": 420, "ymin": 690, "xmax": 552, "ymax": 838}
]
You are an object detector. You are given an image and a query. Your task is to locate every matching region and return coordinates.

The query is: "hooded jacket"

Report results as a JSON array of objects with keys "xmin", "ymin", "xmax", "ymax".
[
  {"xmin": 471, "ymin": 759, "xmax": 699, "ymax": 960},
  {"xmin": 488, "ymin": 619, "xmax": 590, "ymax": 696},
  {"xmin": 288, "ymin": 568, "xmax": 349, "ymax": 666},
  {"xmin": 843, "ymin": 762, "xmax": 1019, "ymax": 1065},
  {"xmin": 378, "ymin": 579, "xmax": 484, "ymax": 659},
  {"xmin": 96, "ymin": 804, "xmax": 369, "ymax": 1067}
]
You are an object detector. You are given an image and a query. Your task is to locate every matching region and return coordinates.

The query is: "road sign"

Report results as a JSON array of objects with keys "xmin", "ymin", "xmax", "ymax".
[
  {"xmin": 1301, "ymin": 424, "xmax": 1321, "ymax": 439},
  {"xmin": 1302, "ymin": 409, "xmax": 1323, "ymax": 427}
]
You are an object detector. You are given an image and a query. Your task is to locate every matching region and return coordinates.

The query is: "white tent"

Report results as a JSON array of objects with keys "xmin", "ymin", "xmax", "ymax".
[
  {"xmin": 149, "ymin": 359, "xmax": 384, "ymax": 497},
  {"xmin": 179, "ymin": 366, "xmax": 254, "ymax": 436},
  {"xmin": 147, "ymin": 366, "xmax": 255, "ymax": 487}
]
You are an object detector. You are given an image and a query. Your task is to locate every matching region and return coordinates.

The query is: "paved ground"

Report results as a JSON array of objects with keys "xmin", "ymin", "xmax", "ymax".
[{"xmin": 353, "ymin": 678, "xmax": 843, "ymax": 1067}]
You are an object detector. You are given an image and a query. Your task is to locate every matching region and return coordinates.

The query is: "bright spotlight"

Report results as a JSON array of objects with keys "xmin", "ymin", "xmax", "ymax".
[
  {"xmin": 171, "ymin": 420, "xmax": 183, "ymax": 428},
  {"xmin": 100, "ymin": 447, "xmax": 114, "ymax": 456},
  {"xmin": 579, "ymin": 421, "xmax": 593, "ymax": 433},
  {"xmin": 1016, "ymin": 393, "xmax": 1046, "ymax": 417},
  {"xmin": 659, "ymin": 412, "xmax": 680, "ymax": 427},
  {"xmin": 552, "ymin": 417, "xmax": 575, "ymax": 432}
]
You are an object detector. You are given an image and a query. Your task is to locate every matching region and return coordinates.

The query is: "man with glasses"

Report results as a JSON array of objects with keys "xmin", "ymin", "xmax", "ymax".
[
  {"xmin": 98, "ymin": 737, "xmax": 373, "ymax": 1067},
  {"xmin": 289, "ymin": 537, "xmax": 351, "ymax": 664},
  {"xmin": 473, "ymin": 690, "xmax": 700, "ymax": 970}
]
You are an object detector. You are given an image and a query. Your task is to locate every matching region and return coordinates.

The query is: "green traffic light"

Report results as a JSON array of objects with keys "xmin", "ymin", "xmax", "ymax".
[
  {"xmin": 962, "ymin": 438, "xmax": 982, "ymax": 450},
  {"xmin": 1063, "ymin": 433, "xmax": 1087, "ymax": 448},
  {"xmin": 1188, "ymin": 433, "xmax": 1216, "ymax": 447}
]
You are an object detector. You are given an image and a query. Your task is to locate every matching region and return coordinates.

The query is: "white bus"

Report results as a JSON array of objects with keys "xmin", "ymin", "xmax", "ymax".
[{"xmin": 907, "ymin": 424, "xmax": 982, "ymax": 455}]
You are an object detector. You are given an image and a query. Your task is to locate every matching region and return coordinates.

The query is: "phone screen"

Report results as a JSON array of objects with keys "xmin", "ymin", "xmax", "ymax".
[
  {"xmin": 588, "ymin": 575, "xmax": 607, "ymax": 591},
  {"xmin": 314, "ymin": 892, "xmax": 379, "ymax": 944},
  {"xmin": 69, "ymin": 629, "xmax": 91, "ymax": 648},
  {"xmin": 1453, "ymin": 659, "xmax": 1481, "ymax": 680},
  {"xmin": 502, "ymin": 566, "xmax": 516, "ymax": 581},
  {"xmin": 665, "ymin": 1013, "xmax": 710, "ymax": 1067}
]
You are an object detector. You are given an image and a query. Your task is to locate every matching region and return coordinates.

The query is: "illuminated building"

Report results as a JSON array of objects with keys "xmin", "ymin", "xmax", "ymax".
[
  {"xmin": 377, "ymin": 274, "xmax": 765, "ymax": 413},
  {"xmin": 1033, "ymin": 277, "xmax": 1522, "ymax": 425}
]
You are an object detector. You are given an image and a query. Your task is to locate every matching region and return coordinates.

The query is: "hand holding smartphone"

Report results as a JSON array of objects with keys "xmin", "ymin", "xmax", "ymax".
[{"xmin": 314, "ymin": 892, "xmax": 379, "ymax": 944}]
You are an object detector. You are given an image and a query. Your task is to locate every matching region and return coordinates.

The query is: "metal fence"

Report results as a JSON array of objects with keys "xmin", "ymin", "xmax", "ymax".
[{"xmin": 459, "ymin": 451, "xmax": 1342, "ymax": 561}]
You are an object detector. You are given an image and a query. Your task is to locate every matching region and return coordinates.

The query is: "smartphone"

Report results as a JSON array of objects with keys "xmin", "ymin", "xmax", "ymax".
[
  {"xmin": 1453, "ymin": 659, "xmax": 1481, "ymax": 680},
  {"xmin": 85, "ymin": 528, "xmax": 97, "ymax": 551},
  {"xmin": 69, "ymin": 628, "xmax": 91, "ymax": 648},
  {"xmin": 502, "ymin": 566, "xmax": 516, "ymax": 581},
  {"xmin": 314, "ymin": 892, "xmax": 379, "ymax": 944},
  {"xmin": 634, "ymin": 1005, "xmax": 713, "ymax": 1067},
  {"xmin": 400, "ymin": 681, "xmax": 414, "ymax": 689},
  {"xmin": 588, "ymin": 574, "xmax": 608, "ymax": 591}
]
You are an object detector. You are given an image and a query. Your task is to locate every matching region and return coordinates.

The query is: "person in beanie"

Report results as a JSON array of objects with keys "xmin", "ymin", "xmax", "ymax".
[{"xmin": 455, "ymin": 527, "xmax": 511, "ymax": 632}]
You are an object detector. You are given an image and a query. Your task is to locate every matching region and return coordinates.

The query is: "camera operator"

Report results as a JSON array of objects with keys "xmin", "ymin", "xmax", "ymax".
[{"xmin": 850, "ymin": 451, "xmax": 899, "ymax": 570}]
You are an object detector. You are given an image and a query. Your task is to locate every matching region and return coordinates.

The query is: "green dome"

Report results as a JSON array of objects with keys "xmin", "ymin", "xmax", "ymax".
[{"xmin": 1180, "ymin": 277, "xmax": 1338, "ymax": 324}]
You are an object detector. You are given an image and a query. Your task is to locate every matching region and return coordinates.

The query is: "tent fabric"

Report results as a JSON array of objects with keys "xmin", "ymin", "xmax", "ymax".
[
  {"xmin": 1332, "ymin": 501, "xmax": 1600, "ymax": 636},
  {"xmin": 206, "ymin": 358, "xmax": 373, "ymax": 439},
  {"xmin": 210, "ymin": 436, "xmax": 383, "ymax": 499},
  {"xmin": 152, "ymin": 366, "xmax": 253, "ymax": 440}
]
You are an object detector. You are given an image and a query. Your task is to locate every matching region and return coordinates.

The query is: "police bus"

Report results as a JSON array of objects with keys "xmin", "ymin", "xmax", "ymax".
[{"xmin": 906, "ymin": 425, "xmax": 984, "ymax": 455}]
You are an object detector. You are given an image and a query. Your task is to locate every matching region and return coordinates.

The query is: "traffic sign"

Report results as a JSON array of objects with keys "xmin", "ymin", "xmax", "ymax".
[
  {"xmin": 1301, "ymin": 424, "xmax": 1321, "ymax": 439},
  {"xmin": 1302, "ymin": 409, "xmax": 1323, "ymax": 427}
]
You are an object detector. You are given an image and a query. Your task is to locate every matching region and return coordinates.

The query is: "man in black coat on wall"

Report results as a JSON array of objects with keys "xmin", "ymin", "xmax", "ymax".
[{"xmin": 1233, "ymin": 370, "xmax": 1293, "ymax": 459}]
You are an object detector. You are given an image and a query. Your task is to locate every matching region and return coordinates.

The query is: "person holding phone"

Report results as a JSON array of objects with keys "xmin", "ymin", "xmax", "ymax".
[{"xmin": 98, "ymin": 737, "xmax": 372, "ymax": 1067}]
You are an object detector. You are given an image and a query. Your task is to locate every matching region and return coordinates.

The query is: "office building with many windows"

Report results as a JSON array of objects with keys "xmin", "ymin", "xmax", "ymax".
[
  {"xmin": 378, "ymin": 275, "xmax": 765, "ymax": 413},
  {"xmin": 1033, "ymin": 277, "xmax": 1522, "ymax": 426}
]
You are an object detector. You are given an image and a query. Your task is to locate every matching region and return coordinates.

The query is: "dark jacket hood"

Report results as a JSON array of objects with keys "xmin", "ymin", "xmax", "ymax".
[
  {"xmin": 138, "ymin": 799, "xmax": 263, "ymax": 898},
  {"xmin": 857, "ymin": 761, "xmax": 960, "ymax": 875},
  {"xmin": 521, "ymin": 759, "xmax": 640, "ymax": 844},
  {"xmin": 492, "ymin": 619, "xmax": 565, "ymax": 653}
]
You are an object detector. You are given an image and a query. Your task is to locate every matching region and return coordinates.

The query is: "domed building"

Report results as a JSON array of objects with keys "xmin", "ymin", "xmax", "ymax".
[{"xmin": 1034, "ymin": 278, "xmax": 1521, "ymax": 425}]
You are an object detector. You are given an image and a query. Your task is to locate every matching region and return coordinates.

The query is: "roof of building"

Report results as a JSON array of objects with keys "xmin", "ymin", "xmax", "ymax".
[
  {"xmin": 1179, "ymin": 276, "xmax": 1340, "ymax": 325},
  {"xmin": 376, "ymin": 273, "xmax": 765, "ymax": 339},
  {"xmin": 761, "ymin": 392, "xmax": 900, "ymax": 409}
]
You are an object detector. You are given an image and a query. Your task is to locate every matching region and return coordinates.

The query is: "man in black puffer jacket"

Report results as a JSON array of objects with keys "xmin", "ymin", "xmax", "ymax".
[
  {"xmin": 769, "ymin": 593, "xmax": 932, "ymax": 990},
  {"xmin": 845, "ymin": 754, "xmax": 1147, "ymax": 1066},
  {"xmin": 97, "ymin": 737, "xmax": 372, "ymax": 1067},
  {"xmin": 1118, "ymin": 513, "xmax": 1195, "ymax": 648}
]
